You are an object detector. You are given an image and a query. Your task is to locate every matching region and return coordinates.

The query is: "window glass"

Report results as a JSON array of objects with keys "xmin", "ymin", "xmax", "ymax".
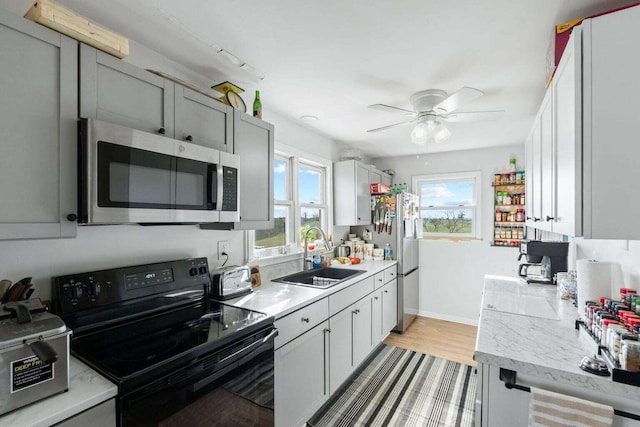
[
  {"xmin": 413, "ymin": 172, "xmax": 481, "ymax": 238},
  {"xmin": 299, "ymin": 164, "xmax": 322, "ymax": 204},
  {"xmin": 274, "ymin": 159, "xmax": 287, "ymax": 201},
  {"xmin": 255, "ymin": 206, "xmax": 289, "ymax": 249}
]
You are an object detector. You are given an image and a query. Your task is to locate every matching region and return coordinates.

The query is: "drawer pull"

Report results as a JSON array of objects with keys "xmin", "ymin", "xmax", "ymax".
[
  {"xmin": 374, "ymin": 296, "xmax": 379, "ymax": 300},
  {"xmin": 301, "ymin": 317, "xmax": 310, "ymax": 323}
]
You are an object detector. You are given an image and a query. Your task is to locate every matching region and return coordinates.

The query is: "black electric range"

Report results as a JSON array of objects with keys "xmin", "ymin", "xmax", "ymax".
[{"xmin": 53, "ymin": 258, "xmax": 276, "ymax": 427}]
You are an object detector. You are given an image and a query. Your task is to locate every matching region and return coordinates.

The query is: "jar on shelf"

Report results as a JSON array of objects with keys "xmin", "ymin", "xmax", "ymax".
[
  {"xmin": 508, "ymin": 210, "xmax": 516, "ymax": 222},
  {"xmin": 499, "ymin": 227, "xmax": 506, "ymax": 239},
  {"xmin": 517, "ymin": 228, "xmax": 525, "ymax": 239},
  {"xmin": 494, "ymin": 174, "xmax": 501, "ymax": 184},
  {"xmin": 509, "ymin": 171, "xmax": 516, "ymax": 183},
  {"xmin": 505, "ymin": 227, "xmax": 512, "ymax": 239},
  {"xmin": 516, "ymin": 208, "xmax": 525, "ymax": 222},
  {"xmin": 504, "ymin": 193, "xmax": 512, "ymax": 205},
  {"xmin": 520, "ymin": 193, "xmax": 525, "ymax": 205},
  {"xmin": 495, "ymin": 208, "xmax": 502, "ymax": 222},
  {"xmin": 516, "ymin": 171, "xmax": 524, "ymax": 184},
  {"xmin": 502, "ymin": 211, "xmax": 508, "ymax": 222},
  {"xmin": 496, "ymin": 191, "xmax": 503, "ymax": 204}
]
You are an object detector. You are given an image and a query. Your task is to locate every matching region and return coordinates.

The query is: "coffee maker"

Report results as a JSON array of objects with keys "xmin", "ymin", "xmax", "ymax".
[{"xmin": 518, "ymin": 240, "xmax": 569, "ymax": 284}]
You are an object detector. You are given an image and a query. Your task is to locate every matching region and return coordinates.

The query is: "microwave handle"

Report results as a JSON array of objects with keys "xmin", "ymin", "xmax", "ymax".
[
  {"xmin": 216, "ymin": 164, "xmax": 224, "ymax": 211},
  {"xmin": 206, "ymin": 164, "xmax": 217, "ymax": 210}
]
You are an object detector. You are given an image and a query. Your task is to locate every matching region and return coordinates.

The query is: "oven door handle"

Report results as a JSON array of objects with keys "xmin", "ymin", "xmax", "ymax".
[
  {"xmin": 220, "ymin": 328, "xmax": 278, "ymax": 365},
  {"xmin": 191, "ymin": 328, "xmax": 278, "ymax": 394}
]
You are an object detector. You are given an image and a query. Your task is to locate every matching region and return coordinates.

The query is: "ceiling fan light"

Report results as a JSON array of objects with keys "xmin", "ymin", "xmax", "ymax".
[
  {"xmin": 411, "ymin": 122, "xmax": 429, "ymax": 145},
  {"xmin": 433, "ymin": 122, "xmax": 451, "ymax": 143}
]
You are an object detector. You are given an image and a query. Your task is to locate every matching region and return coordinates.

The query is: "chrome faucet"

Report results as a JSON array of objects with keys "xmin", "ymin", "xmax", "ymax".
[{"xmin": 303, "ymin": 226, "xmax": 334, "ymax": 271}]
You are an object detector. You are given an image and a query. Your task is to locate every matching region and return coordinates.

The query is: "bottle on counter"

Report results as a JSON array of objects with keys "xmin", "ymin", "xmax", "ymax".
[
  {"xmin": 253, "ymin": 90, "xmax": 262, "ymax": 119},
  {"xmin": 384, "ymin": 243, "xmax": 392, "ymax": 260}
]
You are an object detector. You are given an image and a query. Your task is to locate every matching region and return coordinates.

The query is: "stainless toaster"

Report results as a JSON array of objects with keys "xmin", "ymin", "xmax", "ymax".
[{"xmin": 211, "ymin": 265, "xmax": 253, "ymax": 300}]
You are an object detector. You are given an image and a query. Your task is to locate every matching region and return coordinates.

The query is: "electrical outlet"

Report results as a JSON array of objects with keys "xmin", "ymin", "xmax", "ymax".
[{"xmin": 218, "ymin": 241, "xmax": 229, "ymax": 259}]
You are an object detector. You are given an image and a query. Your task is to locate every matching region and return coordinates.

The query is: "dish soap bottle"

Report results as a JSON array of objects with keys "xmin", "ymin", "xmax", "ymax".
[{"xmin": 253, "ymin": 90, "xmax": 262, "ymax": 119}]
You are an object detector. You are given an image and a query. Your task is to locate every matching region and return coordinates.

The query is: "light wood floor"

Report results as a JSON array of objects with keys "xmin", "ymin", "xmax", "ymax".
[{"xmin": 384, "ymin": 316, "xmax": 478, "ymax": 367}]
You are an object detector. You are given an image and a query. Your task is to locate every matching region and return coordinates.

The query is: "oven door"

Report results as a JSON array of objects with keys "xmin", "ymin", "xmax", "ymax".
[
  {"xmin": 120, "ymin": 327, "xmax": 277, "ymax": 427},
  {"xmin": 80, "ymin": 118, "xmax": 223, "ymax": 224}
]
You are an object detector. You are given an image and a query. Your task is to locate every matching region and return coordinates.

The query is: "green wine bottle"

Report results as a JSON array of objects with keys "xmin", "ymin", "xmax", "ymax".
[{"xmin": 253, "ymin": 90, "xmax": 262, "ymax": 119}]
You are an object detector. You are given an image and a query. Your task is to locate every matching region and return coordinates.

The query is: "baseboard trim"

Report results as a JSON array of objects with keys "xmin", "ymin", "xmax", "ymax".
[{"xmin": 418, "ymin": 310, "xmax": 478, "ymax": 326}]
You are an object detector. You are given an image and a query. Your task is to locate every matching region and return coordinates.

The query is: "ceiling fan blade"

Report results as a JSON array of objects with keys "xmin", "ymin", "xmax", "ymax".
[
  {"xmin": 366, "ymin": 120, "xmax": 414, "ymax": 133},
  {"xmin": 432, "ymin": 87, "xmax": 484, "ymax": 115},
  {"xmin": 368, "ymin": 104, "xmax": 415, "ymax": 115},
  {"xmin": 441, "ymin": 110, "xmax": 504, "ymax": 122}
]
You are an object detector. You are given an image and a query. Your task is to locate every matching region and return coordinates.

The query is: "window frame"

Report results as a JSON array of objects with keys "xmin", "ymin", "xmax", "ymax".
[
  {"xmin": 412, "ymin": 171, "xmax": 482, "ymax": 239},
  {"xmin": 249, "ymin": 144, "xmax": 333, "ymax": 261}
]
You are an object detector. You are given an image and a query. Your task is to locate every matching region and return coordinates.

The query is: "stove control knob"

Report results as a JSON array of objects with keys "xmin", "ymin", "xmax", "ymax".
[
  {"xmin": 198, "ymin": 266, "xmax": 208, "ymax": 275},
  {"xmin": 189, "ymin": 268, "xmax": 198, "ymax": 277},
  {"xmin": 87, "ymin": 283, "xmax": 101, "ymax": 297}
]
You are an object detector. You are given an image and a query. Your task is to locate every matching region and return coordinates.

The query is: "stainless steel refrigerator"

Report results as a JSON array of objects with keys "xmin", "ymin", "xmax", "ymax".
[{"xmin": 353, "ymin": 192, "xmax": 420, "ymax": 333}]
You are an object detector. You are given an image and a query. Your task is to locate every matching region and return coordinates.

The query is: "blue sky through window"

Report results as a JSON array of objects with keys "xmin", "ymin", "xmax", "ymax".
[{"xmin": 420, "ymin": 180, "xmax": 473, "ymax": 207}]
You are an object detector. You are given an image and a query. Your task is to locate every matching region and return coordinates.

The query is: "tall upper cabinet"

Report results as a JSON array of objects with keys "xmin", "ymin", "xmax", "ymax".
[
  {"xmin": 0, "ymin": 11, "xmax": 78, "ymax": 240},
  {"xmin": 528, "ymin": 5, "xmax": 640, "ymax": 239}
]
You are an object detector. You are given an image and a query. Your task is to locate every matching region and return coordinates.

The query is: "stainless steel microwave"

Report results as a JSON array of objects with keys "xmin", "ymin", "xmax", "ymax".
[{"xmin": 78, "ymin": 118, "xmax": 239, "ymax": 224}]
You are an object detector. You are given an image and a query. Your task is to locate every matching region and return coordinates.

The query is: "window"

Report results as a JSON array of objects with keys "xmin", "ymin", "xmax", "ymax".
[
  {"xmin": 412, "ymin": 171, "xmax": 481, "ymax": 239},
  {"xmin": 252, "ymin": 151, "xmax": 330, "ymax": 259}
]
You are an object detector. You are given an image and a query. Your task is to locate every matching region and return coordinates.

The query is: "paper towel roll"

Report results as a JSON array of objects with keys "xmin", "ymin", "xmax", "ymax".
[{"xmin": 576, "ymin": 259, "xmax": 624, "ymax": 319}]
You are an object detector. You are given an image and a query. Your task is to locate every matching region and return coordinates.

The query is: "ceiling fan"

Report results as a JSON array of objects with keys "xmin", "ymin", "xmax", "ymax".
[{"xmin": 367, "ymin": 87, "xmax": 503, "ymax": 144}]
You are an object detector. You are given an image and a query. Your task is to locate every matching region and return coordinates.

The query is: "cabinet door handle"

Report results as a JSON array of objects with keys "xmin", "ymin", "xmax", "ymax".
[
  {"xmin": 66, "ymin": 213, "xmax": 77, "ymax": 222},
  {"xmin": 185, "ymin": 135, "xmax": 193, "ymax": 142},
  {"xmin": 158, "ymin": 127, "xmax": 166, "ymax": 135},
  {"xmin": 374, "ymin": 296, "xmax": 379, "ymax": 300},
  {"xmin": 324, "ymin": 328, "xmax": 331, "ymax": 333},
  {"xmin": 526, "ymin": 216, "xmax": 531, "ymax": 220},
  {"xmin": 533, "ymin": 217, "xmax": 540, "ymax": 222},
  {"xmin": 546, "ymin": 216, "xmax": 555, "ymax": 221},
  {"xmin": 384, "ymin": 290, "xmax": 389, "ymax": 293},
  {"xmin": 301, "ymin": 317, "xmax": 310, "ymax": 323}
]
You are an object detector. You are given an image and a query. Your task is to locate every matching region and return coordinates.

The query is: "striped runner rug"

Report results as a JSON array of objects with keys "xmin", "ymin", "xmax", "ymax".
[{"xmin": 308, "ymin": 344, "xmax": 476, "ymax": 427}]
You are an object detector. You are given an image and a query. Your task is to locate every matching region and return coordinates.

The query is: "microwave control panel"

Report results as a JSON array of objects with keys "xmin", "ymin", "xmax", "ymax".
[{"xmin": 221, "ymin": 166, "xmax": 238, "ymax": 211}]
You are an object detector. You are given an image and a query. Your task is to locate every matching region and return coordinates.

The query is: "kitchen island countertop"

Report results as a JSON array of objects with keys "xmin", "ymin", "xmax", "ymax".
[
  {"xmin": 223, "ymin": 260, "xmax": 398, "ymax": 319},
  {"xmin": 0, "ymin": 356, "xmax": 117, "ymax": 427},
  {"xmin": 474, "ymin": 275, "xmax": 640, "ymax": 399}
]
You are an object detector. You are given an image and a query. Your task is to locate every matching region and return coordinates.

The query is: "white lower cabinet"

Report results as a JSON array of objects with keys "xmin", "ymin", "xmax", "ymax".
[
  {"xmin": 275, "ymin": 269, "xmax": 398, "ymax": 427},
  {"xmin": 381, "ymin": 279, "xmax": 398, "ymax": 336},
  {"xmin": 353, "ymin": 296, "xmax": 374, "ymax": 368},
  {"xmin": 275, "ymin": 321, "xmax": 330, "ymax": 427}
]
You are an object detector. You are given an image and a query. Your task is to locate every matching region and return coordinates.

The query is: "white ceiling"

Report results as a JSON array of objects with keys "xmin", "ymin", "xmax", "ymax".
[{"xmin": 4, "ymin": 0, "xmax": 638, "ymax": 157}]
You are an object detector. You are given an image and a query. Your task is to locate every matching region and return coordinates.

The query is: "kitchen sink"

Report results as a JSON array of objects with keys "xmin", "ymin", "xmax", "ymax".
[{"xmin": 273, "ymin": 268, "xmax": 366, "ymax": 289}]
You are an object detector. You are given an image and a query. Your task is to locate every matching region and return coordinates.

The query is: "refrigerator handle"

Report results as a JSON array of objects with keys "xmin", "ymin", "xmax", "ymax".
[{"xmin": 399, "ymin": 267, "xmax": 419, "ymax": 276}]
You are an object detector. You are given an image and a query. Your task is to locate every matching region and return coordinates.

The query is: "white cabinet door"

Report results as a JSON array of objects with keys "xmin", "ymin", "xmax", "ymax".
[
  {"xmin": 381, "ymin": 279, "xmax": 398, "ymax": 336},
  {"xmin": 372, "ymin": 292, "xmax": 382, "ymax": 344},
  {"xmin": 333, "ymin": 160, "xmax": 373, "ymax": 226},
  {"xmin": 0, "ymin": 11, "xmax": 78, "ymax": 240},
  {"xmin": 329, "ymin": 306, "xmax": 353, "ymax": 395},
  {"xmin": 174, "ymin": 85, "xmax": 233, "ymax": 152},
  {"xmin": 530, "ymin": 117, "xmax": 543, "ymax": 226},
  {"xmin": 356, "ymin": 164, "xmax": 371, "ymax": 225},
  {"xmin": 524, "ymin": 131, "xmax": 536, "ymax": 227},
  {"xmin": 553, "ymin": 28, "xmax": 582, "ymax": 237},
  {"xmin": 79, "ymin": 44, "xmax": 174, "ymax": 137},
  {"xmin": 583, "ymin": 7, "xmax": 640, "ymax": 239},
  {"xmin": 539, "ymin": 89, "xmax": 555, "ymax": 232},
  {"xmin": 275, "ymin": 321, "xmax": 330, "ymax": 427},
  {"xmin": 353, "ymin": 296, "xmax": 373, "ymax": 368}
]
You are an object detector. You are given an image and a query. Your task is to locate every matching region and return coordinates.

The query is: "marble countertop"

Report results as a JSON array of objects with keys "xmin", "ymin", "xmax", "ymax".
[
  {"xmin": 0, "ymin": 356, "xmax": 117, "ymax": 427},
  {"xmin": 221, "ymin": 260, "xmax": 398, "ymax": 319},
  {"xmin": 474, "ymin": 275, "xmax": 640, "ymax": 399}
]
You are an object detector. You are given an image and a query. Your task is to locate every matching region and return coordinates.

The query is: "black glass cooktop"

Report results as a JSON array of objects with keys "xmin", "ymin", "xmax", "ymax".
[{"xmin": 71, "ymin": 300, "xmax": 270, "ymax": 380}]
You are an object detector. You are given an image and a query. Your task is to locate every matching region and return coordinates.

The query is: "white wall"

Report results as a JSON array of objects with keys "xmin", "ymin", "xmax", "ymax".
[
  {"xmin": 373, "ymin": 144, "xmax": 525, "ymax": 325},
  {"xmin": 0, "ymin": 10, "xmax": 340, "ymax": 302}
]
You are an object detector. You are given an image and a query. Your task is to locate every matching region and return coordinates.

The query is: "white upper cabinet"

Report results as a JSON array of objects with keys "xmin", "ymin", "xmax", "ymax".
[
  {"xmin": 0, "ymin": 10, "xmax": 78, "ymax": 240},
  {"xmin": 553, "ymin": 27, "xmax": 582, "ymax": 237},
  {"xmin": 528, "ymin": 5, "xmax": 640, "ymax": 239},
  {"xmin": 334, "ymin": 160, "xmax": 372, "ymax": 226},
  {"xmin": 581, "ymin": 8, "xmax": 640, "ymax": 239}
]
